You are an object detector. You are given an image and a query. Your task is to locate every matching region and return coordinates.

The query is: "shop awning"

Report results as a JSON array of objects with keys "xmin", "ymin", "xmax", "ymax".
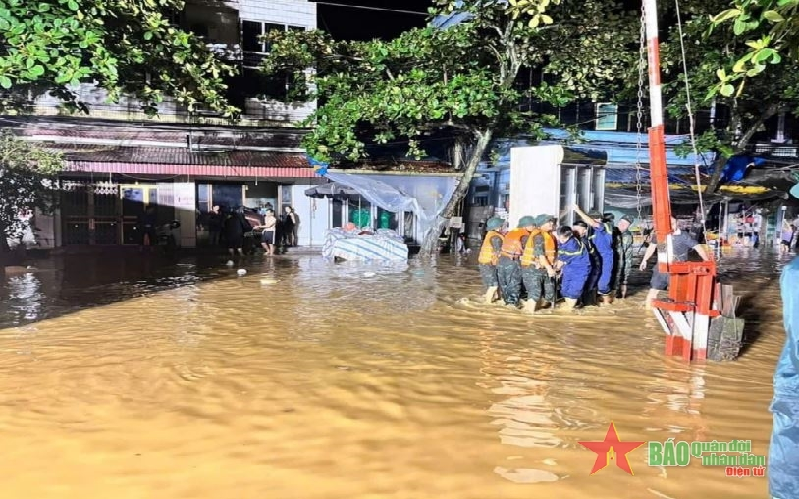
[{"xmin": 65, "ymin": 161, "xmax": 317, "ymax": 178}]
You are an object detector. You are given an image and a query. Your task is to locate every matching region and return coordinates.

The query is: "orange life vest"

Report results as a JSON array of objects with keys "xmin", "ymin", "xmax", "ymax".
[
  {"xmin": 478, "ymin": 230, "xmax": 504, "ymax": 265},
  {"xmin": 520, "ymin": 229, "xmax": 558, "ymax": 267},
  {"xmin": 500, "ymin": 228, "xmax": 529, "ymax": 259}
]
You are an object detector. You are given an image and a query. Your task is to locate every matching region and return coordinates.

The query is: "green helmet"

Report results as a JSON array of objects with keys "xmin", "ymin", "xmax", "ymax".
[
  {"xmin": 518, "ymin": 215, "xmax": 537, "ymax": 228},
  {"xmin": 535, "ymin": 214, "xmax": 557, "ymax": 226},
  {"xmin": 486, "ymin": 217, "xmax": 504, "ymax": 230}
]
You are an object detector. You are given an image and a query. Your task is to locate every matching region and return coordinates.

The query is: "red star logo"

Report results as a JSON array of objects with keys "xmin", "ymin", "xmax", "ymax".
[{"xmin": 578, "ymin": 422, "xmax": 645, "ymax": 475}]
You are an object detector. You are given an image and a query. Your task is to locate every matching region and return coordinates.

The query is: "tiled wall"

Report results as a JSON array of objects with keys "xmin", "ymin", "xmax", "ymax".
[{"xmin": 238, "ymin": 0, "xmax": 316, "ymax": 27}]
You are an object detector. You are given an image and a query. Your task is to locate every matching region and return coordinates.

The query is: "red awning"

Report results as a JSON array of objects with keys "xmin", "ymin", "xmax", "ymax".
[{"xmin": 65, "ymin": 161, "xmax": 318, "ymax": 178}]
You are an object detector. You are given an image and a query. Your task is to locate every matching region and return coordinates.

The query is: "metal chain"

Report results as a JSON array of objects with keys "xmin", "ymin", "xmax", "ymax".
[{"xmin": 635, "ymin": 5, "xmax": 646, "ymax": 230}]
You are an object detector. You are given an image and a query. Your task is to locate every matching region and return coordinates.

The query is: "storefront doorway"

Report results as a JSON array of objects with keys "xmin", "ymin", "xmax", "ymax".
[
  {"xmin": 60, "ymin": 181, "xmax": 163, "ymax": 246},
  {"xmin": 121, "ymin": 184, "xmax": 159, "ymax": 244},
  {"xmin": 60, "ymin": 181, "xmax": 122, "ymax": 245}
]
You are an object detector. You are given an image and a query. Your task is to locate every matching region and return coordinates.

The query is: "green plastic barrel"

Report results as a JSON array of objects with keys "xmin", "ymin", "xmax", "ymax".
[{"xmin": 350, "ymin": 208, "xmax": 370, "ymax": 228}]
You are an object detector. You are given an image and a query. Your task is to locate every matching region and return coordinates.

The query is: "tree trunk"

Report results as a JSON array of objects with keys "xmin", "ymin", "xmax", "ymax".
[{"xmin": 418, "ymin": 129, "xmax": 493, "ymax": 257}]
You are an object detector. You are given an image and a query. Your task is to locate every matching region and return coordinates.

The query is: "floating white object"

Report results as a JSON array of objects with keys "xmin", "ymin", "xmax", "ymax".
[
  {"xmin": 226, "ymin": 260, "xmax": 235, "ymax": 266},
  {"xmin": 363, "ymin": 272, "xmax": 376, "ymax": 278},
  {"xmin": 237, "ymin": 269, "xmax": 247, "ymax": 276},
  {"xmin": 260, "ymin": 278, "xmax": 279, "ymax": 285}
]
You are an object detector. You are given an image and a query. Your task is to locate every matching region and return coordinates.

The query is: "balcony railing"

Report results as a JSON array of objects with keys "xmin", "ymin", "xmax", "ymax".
[{"xmin": 750, "ymin": 142, "xmax": 799, "ymax": 158}]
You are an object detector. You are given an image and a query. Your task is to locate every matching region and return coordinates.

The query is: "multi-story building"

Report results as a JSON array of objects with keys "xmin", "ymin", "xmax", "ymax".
[{"xmin": 7, "ymin": 0, "xmax": 334, "ymax": 250}]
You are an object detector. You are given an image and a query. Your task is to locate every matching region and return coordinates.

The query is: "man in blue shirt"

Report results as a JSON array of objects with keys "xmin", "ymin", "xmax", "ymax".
[
  {"xmin": 554, "ymin": 226, "xmax": 592, "ymax": 311},
  {"xmin": 573, "ymin": 205, "xmax": 616, "ymax": 305}
]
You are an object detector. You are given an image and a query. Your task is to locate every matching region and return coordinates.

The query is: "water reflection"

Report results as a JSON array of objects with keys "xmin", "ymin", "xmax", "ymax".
[
  {"xmin": 478, "ymin": 333, "xmax": 563, "ymax": 483},
  {"xmin": 4, "ymin": 272, "xmax": 43, "ymax": 323}
]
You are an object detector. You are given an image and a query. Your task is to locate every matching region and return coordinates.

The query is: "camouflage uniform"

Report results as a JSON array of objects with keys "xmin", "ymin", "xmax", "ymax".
[
  {"xmin": 613, "ymin": 228, "xmax": 635, "ymax": 292},
  {"xmin": 521, "ymin": 232, "xmax": 556, "ymax": 303},
  {"xmin": 497, "ymin": 255, "xmax": 523, "ymax": 305}
]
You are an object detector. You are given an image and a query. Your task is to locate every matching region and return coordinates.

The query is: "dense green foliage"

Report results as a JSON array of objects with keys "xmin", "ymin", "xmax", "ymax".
[
  {"xmin": 263, "ymin": 0, "xmax": 635, "ymax": 163},
  {"xmin": 660, "ymin": 0, "xmax": 799, "ymax": 191},
  {"xmin": 260, "ymin": 0, "xmax": 636, "ymax": 251},
  {"xmin": 711, "ymin": 0, "xmax": 797, "ymax": 95},
  {"xmin": 0, "ymin": 0, "xmax": 237, "ymax": 115},
  {"xmin": 0, "ymin": 131, "xmax": 62, "ymax": 250}
]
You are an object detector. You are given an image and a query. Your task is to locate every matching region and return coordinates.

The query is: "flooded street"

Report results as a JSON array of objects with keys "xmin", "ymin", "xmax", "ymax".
[{"xmin": 0, "ymin": 249, "xmax": 787, "ymax": 499}]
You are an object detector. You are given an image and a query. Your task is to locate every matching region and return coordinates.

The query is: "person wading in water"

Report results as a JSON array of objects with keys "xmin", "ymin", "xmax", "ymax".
[
  {"xmin": 257, "ymin": 209, "xmax": 278, "ymax": 255},
  {"xmin": 477, "ymin": 217, "xmax": 505, "ymax": 304},
  {"xmin": 613, "ymin": 215, "xmax": 635, "ymax": 299},
  {"xmin": 572, "ymin": 205, "xmax": 616, "ymax": 306},
  {"xmin": 639, "ymin": 217, "xmax": 711, "ymax": 309},
  {"xmin": 496, "ymin": 216, "xmax": 536, "ymax": 308}
]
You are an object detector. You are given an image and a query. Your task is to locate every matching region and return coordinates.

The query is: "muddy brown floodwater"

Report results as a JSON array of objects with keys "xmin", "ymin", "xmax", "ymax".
[{"xmin": 0, "ymin": 248, "xmax": 789, "ymax": 499}]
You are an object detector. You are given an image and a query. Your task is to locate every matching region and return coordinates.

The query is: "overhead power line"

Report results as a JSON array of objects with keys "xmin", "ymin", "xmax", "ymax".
[{"xmin": 311, "ymin": 2, "xmax": 429, "ymax": 16}]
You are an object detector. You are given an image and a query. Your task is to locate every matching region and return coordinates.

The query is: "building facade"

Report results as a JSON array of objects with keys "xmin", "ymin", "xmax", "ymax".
[{"xmin": 7, "ymin": 0, "xmax": 332, "ymax": 250}]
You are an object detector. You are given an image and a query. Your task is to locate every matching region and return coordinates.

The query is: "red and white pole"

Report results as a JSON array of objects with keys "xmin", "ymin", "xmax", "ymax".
[
  {"xmin": 643, "ymin": 0, "xmax": 674, "ymax": 262},
  {"xmin": 644, "ymin": 0, "xmax": 705, "ymax": 360}
]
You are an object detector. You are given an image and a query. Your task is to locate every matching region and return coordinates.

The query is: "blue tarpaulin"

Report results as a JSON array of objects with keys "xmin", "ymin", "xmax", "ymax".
[
  {"xmin": 306, "ymin": 154, "xmax": 329, "ymax": 176},
  {"xmin": 769, "ymin": 256, "xmax": 799, "ymax": 499},
  {"xmin": 720, "ymin": 155, "xmax": 767, "ymax": 183}
]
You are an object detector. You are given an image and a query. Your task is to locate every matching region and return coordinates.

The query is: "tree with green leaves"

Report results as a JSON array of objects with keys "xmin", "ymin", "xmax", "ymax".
[
  {"xmin": 660, "ymin": 0, "xmax": 799, "ymax": 194},
  {"xmin": 0, "ymin": 0, "xmax": 237, "ymax": 115},
  {"xmin": 0, "ymin": 131, "xmax": 62, "ymax": 254},
  {"xmin": 260, "ymin": 0, "xmax": 636, "ymax": 254},
  {"xmin": 710, "ymin": 0, "xmax": 796, "ymax": 93}
]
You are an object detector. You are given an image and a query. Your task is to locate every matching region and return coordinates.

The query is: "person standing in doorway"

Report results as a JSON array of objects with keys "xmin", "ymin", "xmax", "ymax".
[
  {"xmin": 138, "ymin": 205, "xmax": 158, "ymax": 251},
  {"xmin": 282, "ymin": 206, "xmax": 297, "ymax": 247},
  {"xmin": 208, "ymin": 205, "xmax": 222, "ymax": 248}
]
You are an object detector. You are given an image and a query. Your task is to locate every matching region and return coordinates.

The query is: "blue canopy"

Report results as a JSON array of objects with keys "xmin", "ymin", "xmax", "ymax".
[{"xmin": 770, "ymin": 256, "xmax": 799, "ymax": 499}]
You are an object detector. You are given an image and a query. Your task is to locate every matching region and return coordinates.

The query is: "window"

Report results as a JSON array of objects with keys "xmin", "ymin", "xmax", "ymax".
[
  {"xmin": 241, "ymin": 21, "xmax": 307, "ymax": 101},
  {"xmin": 242, "ymin": 21, "xmax": 305, "ymax": 56},
  {"xmin": 242, "ymin": 21, "xmax": 263, "ymax": 53},
  {"xmin": 241, "ymin": 67, "xmax": 291, "ymax": 101},
  {"xmin": 596, "ymin": 102, "xmax": 619, "ymax": 131},
  {"xmin": 376, "ymin": 207, "xmax": 398, "ymax": 230}
]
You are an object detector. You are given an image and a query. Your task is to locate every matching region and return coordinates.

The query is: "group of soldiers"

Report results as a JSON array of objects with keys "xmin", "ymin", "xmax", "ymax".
[{"xmin": 477, "ymin": 204, "xmax": 635, "ymax": 313}]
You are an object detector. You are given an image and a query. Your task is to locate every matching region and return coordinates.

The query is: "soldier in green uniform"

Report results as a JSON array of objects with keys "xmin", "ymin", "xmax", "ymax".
[{"xmin": 613, "ymin": 215, "xmax": 635, "ymax": 299}]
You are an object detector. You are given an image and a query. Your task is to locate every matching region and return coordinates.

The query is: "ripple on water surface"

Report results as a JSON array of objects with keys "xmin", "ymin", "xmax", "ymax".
[{"xmin": 0, "ymin": 249, "xmax": 783, "ymax": 498}]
